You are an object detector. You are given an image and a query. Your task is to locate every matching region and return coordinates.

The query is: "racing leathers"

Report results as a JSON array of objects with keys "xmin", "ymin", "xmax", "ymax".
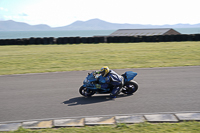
[{"xmin": 96, "ymin": 70, "xmax": 123, "ymax": 98}]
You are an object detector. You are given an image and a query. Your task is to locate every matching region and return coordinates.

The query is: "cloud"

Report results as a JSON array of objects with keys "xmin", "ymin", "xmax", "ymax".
[
  {"xmin": 0, "ymin": 6, "xmax": 28, "ymax": 21},
  {"xmin": 18, "ymin": 13, "xmax": 28, "ymax": 16},
  {"xmin": 0, "ymin": 11, "xmax": 28, "ymax": 21},
  {"xmin": 0, "ymin": 7, "xmax": 8, "ymax": 11},
  {"xmin": 0, "ymin": 14, "xmax": 29, "ymax": 23}
]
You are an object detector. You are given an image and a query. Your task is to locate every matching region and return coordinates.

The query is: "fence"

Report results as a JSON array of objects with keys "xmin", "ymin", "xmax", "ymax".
[{"xmin": 0, "ymin": 34, "xmax": 200, "ymax": 45}]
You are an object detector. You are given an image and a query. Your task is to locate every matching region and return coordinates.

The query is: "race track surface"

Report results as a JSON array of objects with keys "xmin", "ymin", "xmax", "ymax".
[{"xmin": 0, "ymin": 66, "xmax": 200, "ymax": 122}]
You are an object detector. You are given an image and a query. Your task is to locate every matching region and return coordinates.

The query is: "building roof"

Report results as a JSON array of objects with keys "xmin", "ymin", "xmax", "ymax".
[{"xmin": 109, "ymin": 28, "xmax": 181, "ymax": 36}]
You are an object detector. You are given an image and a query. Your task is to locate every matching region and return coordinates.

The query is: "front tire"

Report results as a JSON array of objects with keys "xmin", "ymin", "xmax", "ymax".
[
  {"xmin": 122, "ymin": 80, "xmax": 138, "ymax": 94},
  {"xmin": 79, "ymin": 86, "xmax": 95, "ymax": 97}
]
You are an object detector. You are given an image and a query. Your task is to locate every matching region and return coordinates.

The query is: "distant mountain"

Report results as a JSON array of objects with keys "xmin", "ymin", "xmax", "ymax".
[
  {"xmin": 0, "ymin": 20, "xmax": 51, "ymax": 31},
  {"xmin": 54, "ymin": 19, "xmax": 149, "ymax": 30},
  {"xmin": 0, "ymin": 19, "xmax": 200, "ymax": 31}
]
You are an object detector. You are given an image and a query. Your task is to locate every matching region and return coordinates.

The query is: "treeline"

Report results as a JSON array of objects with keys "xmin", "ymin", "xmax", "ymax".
[{"xmin": 0, "ymin": 34, "xmax": 200, "ymax": 45}]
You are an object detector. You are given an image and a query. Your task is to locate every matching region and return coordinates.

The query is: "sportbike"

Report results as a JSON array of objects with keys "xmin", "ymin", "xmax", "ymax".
[{"xmin": 79, "ymin": 71, "xmax": 138, "ymax": 97}]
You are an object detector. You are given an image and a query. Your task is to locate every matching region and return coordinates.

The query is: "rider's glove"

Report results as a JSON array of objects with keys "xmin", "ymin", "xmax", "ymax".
[
  {"xmin": 95, "ymin": 71, "xmax": 101, "ymax": 74},
  {"xmin": 95, "ymin": 84, "xmax": 101, "ymax": 89}
]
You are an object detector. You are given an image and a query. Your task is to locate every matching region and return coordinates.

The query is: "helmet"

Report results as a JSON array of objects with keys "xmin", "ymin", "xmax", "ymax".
[{"xmin": 100, "ymin": 66, "xmax": 110, "ymax": 77}]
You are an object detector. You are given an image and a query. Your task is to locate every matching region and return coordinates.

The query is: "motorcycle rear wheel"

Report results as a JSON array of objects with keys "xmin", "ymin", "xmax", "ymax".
[
  {"xmin": 122, "ymin": 80, "xmax": 138, "ymax": 94},
  {"xmin": 79, "ymin": 86, "xmax": 96, "ymax": 97}
]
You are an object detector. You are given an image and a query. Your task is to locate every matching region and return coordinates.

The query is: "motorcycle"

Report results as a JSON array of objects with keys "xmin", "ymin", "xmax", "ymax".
[{"xmin": 79, "ymin": 71, "xmax": 138, "ymax": 97}]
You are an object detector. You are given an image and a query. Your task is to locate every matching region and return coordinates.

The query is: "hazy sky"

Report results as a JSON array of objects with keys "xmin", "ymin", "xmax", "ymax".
[{"xmin": 0, "ymin": 0, "xmax": 199, "ymax": 27}]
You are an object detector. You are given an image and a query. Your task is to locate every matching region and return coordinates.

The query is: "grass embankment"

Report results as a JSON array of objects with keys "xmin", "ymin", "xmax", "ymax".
[
  {"xmin": 3, "ymin": 121, "xmax": 200, "ymax": 133},
  {"xmin": 0, "ymin": 41, "xmax": 200, "ymax": 75}
]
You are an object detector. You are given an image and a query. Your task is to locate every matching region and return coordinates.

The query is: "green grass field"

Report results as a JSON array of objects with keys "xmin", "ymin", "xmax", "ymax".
[
  {"xmin": 4, "ymin": 121, "xmax": 200, "ymax": 133},
  {"xmin": 1, "ymin": 42, "xmax": 200, "ymax": 132},
  {"xmin": 0, "ymin": 41, "xmax": 200, "ymax": 75}
]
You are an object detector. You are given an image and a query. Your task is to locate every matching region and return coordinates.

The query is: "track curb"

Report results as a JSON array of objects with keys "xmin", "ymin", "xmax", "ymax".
[{"xmin": 0, "ymin": 112, "xmax": 200, "ymax": 131}]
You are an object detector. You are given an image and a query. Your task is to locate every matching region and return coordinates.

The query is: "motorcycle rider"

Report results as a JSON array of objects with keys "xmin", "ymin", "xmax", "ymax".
[{"xmin": 95, "ymin": 66, "xmax": 123, "ymax": 98}]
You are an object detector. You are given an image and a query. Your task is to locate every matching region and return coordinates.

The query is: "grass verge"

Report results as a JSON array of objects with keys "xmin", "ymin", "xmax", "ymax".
[
  {"xmin": 0, "ymin": 41, "xmax": 200, "ymax": 75},
  {"xmin": 3, "ymin": 121, "xmax": 200, "ymax": 133}
]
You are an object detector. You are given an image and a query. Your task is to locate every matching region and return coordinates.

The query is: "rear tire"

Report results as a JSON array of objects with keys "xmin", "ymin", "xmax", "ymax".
[
  {"xmin": 122, "ymin": 80, "xmax": 138, "ymax": 94},
  {"xmin": 79, "ymin": 86, "xmax": 95, "ymax": 97}
]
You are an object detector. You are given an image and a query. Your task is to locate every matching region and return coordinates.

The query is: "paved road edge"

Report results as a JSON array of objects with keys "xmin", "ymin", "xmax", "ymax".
[{"xmin": 0, "ymin": 112, "xmax": 200, "ymax": 131}]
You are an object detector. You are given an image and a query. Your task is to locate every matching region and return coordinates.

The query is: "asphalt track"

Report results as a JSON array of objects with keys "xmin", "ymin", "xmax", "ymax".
[{"xmin": 0, "ymin": 66, "xmax": 200, "ymax": 123}]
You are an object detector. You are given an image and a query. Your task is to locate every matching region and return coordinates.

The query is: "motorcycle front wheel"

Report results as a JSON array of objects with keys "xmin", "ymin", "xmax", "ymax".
[
  {"xmin": 79, "ymin": 86, "xmax": 96, "ymax": 97},
  {"xmin": 122, "ymin": 80, "xmax": 138, "ymax": 94}
]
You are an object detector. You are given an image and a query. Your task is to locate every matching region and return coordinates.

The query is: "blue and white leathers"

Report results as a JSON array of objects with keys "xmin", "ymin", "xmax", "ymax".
[{"xmin": 102, "ymin": 70, "xmax": 123, "ymax": 97}]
